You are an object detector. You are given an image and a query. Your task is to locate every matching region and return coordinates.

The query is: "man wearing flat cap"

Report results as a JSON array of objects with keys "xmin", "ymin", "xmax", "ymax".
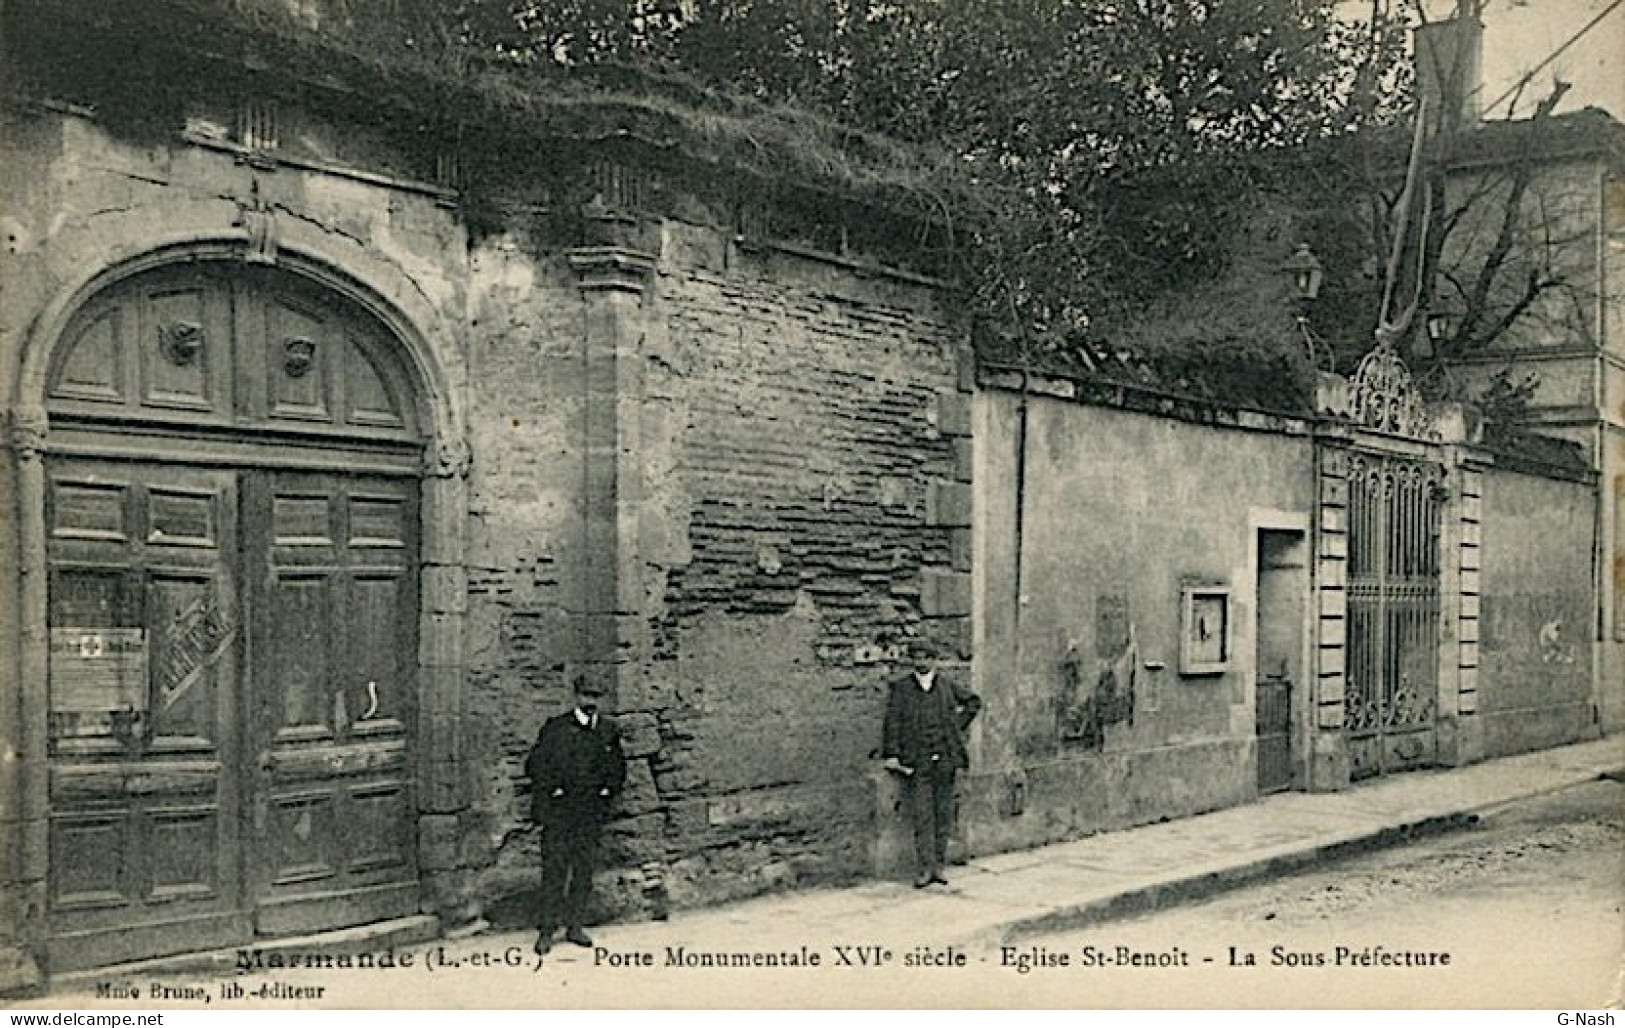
[
  {"xmin": 526, "ymin": 675, "xmax": 626, "ymax": 956},
  {"xmin": 881, "ymin": 638, "xmax": 981, "ymax": 888}
]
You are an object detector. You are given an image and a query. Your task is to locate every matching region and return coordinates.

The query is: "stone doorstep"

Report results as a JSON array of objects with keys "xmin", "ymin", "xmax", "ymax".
[{"xmin": 48, "ymin": 915, "xmax": 440, "ymax": 993}]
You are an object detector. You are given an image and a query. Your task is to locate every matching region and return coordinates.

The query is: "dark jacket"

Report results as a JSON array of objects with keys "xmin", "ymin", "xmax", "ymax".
[
  {"xmin": 881, "ymin": 670, "xmax": 982, "ymax": 772},
  {"xmin": 525, "ymin": 711, "xmax": 627, "ymax": 826}
]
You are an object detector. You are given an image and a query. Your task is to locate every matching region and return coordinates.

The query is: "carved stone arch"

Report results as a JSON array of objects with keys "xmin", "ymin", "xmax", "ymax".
[
  {"xmin": 5, "ymin": 231, "xmax": 470, "ymax": 979},
  {"xmin": 15, "ymin": 237, "xmax": 467, "ymax": 457}
]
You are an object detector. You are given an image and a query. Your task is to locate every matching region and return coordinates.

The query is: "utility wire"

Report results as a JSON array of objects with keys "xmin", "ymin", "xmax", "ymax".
[{"xmin": 1477, "ymin": 0, "xmax": 1624, "ymax": 116}]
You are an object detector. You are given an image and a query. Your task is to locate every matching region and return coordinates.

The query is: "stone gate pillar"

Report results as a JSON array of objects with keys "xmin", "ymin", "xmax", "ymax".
[
  {"xmin": 1435, "ymin": 445, "xmax": 1489, "ymax": 767},
  {"xmin": 1308, "ymin": 439, "xmax": 1352, "ymax": 791}
]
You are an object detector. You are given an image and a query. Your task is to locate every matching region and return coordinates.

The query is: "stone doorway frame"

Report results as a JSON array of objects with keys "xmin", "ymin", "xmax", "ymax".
[{"xmin": 3, "ymin": 227, "xmax": 471, "ymax": 986}]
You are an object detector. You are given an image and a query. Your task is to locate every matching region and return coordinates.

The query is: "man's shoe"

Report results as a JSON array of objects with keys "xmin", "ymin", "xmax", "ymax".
[
  {"xmin": 930, "ymin": 873, "xmax": 948, "ymax": 886},
  {"xmin": 533, "ymin": 929, "xmax": 555, "ymax": 956},
  {"xmin": 912, "ymin": 875, "xmax": 932, "ymax": 889},
  {"xmin": 565, "ymin": 926, "xmax": 594, "ymax": 948}
]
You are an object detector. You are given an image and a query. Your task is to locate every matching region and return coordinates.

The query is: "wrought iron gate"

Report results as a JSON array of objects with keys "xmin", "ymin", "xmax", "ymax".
[{"xmin": 1345, "ymin": 452, "xmax": 1444, "ymax": 779}]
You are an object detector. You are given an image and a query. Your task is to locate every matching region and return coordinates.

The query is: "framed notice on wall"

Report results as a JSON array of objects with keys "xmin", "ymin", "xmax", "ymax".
[
  {"xmin": 1180, "ymin": 585, "xmax": 1231, "ymax": 675},
  {"xmin": 49, "ymin": 627, "xmax": 149, "ymax": 713}
]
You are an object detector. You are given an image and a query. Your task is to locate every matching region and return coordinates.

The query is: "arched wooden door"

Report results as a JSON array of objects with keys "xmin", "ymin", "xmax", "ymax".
[{"xmin": 42, "ymin": 263, "xmax": 425, "ymax": 970}]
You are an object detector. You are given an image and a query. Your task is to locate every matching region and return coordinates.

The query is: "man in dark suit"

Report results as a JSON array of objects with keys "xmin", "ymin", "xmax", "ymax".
[
  {"xmin": 525, "ymin": 675, "xmax": 626, "ymax": 956},
  {"xmin": 881, "ymin": 638, "xmax": 981, "ymax": 888}
]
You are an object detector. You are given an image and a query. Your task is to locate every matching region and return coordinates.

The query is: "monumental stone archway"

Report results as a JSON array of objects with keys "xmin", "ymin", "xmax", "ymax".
[{"xmin": 8, "ymin": 244, "xmax": 471, "ymax": 975}]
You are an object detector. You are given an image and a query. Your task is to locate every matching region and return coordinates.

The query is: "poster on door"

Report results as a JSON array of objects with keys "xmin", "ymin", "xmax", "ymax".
[{"xmin": 49, "ymin": 627, "xmax": 149, "ymax": 714}]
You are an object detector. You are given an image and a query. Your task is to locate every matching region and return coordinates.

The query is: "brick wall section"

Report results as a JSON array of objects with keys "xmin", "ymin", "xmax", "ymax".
[
  {"xmin": 464, "ymin": 223, "xmax": 967, "ymax": 915},
  {"xmin": 612, "ymin": 228, "xmax": 964, "ymax": 908}
]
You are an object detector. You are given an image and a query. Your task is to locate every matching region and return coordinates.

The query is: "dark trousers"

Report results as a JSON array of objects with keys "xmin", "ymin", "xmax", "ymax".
[
  {"xmin": 905, "ymin": 762, "xmax": 956, "ymax": 880},
  {"xmin": 538, "ymin": 817, "xmax": 601, "ymax": 933}
]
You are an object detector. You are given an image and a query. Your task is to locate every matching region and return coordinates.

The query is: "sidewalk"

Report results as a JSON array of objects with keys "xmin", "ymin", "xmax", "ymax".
[
  {"xmin": 540, "ymin": 733, "xmax": 1625, "ymax": 954},
  {"xmin": 32, "ymin": 734, "xmax": 1625, "ymax": 1007}
]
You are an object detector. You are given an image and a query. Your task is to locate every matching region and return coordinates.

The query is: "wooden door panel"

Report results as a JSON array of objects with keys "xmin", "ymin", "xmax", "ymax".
[
  {"xmin": 53, "ymin": 307, "xmax": 125, "ymax": 404},
  {"xmin": 147, "ymin": 486, "xmax": 220, "ymax": 548},
  {"xmin": 349, "ymin": 781, "xmax": 413, "ymax": 874},
  {"xmin": 266, "ymin": 790, "xmax": 340, "ymax": 887},
  {"xmin": 49, "ymin": 811, "xmax": 129, "ymax": 910},
  {"xmin": 50, "ymin": 479, "xmax": 130, "ymax": 542},
  {"xmin": 262, "ymin": 296, "xmax": 336, "ymax": 425},
  {"xmin": 147, "ymin": 803, "xmax": 223, "ymax": 902},
  {"xmin": 347, "ymin": 573, "xmax": 410, "ymax": 736},
  {"xmin": 248, "ymin": 470, "xmax": 419, "ymax": 935},
  {"xmin": 147, "ymin": 571, "xmax": 231, "ymax": 752},
  {"xmin": 345, "ymin": 346, "xmax": 409, "ymax": 430},
  {"xmin": 45, "ymin": 460, "xmax": 248, "ymax": 972},
  {"xmin": 347, "ymin": 492, "xmax": 409, "ymax": 549},
  {"xmin": 137, "ymin": 282, "xmax": 229, "ymax": 415},
  {"xmin": 268, "ymin": 572, "xmax": 340, "ymax": 740}
]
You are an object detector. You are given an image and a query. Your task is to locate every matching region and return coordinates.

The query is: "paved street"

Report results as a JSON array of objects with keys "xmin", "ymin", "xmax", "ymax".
[
  {"xmin": 1027, "ymin": 779, "xmax": 1625, "ymax": 1009},
  {"xmin": 16, "ymin": 740, "xmax": 1622, "ymax": 1010}
]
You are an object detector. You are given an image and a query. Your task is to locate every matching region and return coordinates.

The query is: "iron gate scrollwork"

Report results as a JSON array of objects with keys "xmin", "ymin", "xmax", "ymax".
[{"xmin": 1345, "ymin": 452, "xmax": 1443, "ymax": 779}]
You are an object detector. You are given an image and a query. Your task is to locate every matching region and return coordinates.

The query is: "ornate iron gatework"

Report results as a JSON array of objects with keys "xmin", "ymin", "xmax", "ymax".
[
  {"xmin": 1348, "ymin": 344, "xmax": 1438, "ymax": 439},
  {"xmin": 1345, "ymin": 451, "xmax": 1444, "ymax": 779}
]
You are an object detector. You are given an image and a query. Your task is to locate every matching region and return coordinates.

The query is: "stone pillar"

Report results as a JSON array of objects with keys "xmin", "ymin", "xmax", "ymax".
[
  {"xmin": 1308, "ymin": 441, "xmax": 1352, "ymax": 791},
  {"xmin": 1437, "ymin": 455, "xmax": 1487, "ymax": 766},
  {"xmin": 566, "ymin": 246, "xmax": 657, "ymax": 701},
  {"xmin": 879, "ymin": 347, "xmax": 978, "ymax": 878},
  {"xmin": 2, "ymin": 406, "xmax": 49, "ymax": 993},
  {"xmin": 416, "ymin": 435, "xmax": 475, "ymax": 923}
]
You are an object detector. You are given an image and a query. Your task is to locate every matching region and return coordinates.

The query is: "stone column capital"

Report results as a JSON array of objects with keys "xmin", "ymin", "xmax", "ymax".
[
  {"xmin": 7, "ymin": 405, "xmax": 48, "ymax": 461},
  {"xmin": 567, "ymin": 246, "xmax": 658, "ymax": 295},
  {"xmin": 422, "ymin": 435, "xmax": 473, "ymax": 480}
]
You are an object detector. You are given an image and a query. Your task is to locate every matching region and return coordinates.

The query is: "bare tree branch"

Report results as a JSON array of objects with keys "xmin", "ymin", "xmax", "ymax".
[{"xmin": 1449, "ymin": 82, "xmax": 1570, "ymax": 348}]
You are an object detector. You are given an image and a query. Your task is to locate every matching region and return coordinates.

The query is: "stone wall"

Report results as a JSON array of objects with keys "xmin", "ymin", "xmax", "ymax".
[
  {"xmin": 971, "ymin": 378, "xmax": 1316, "ymax": 855},
  {"xmin": 0, "ymin": 66, "xmax": 966, "ymax": 985},
  {"xmin": 470, "ymin": 220, "xmax": 970, "ymax": 914},
  {"xmin": 1475, "ymin": 464, "xmax": 1599, "ymax": 756}
]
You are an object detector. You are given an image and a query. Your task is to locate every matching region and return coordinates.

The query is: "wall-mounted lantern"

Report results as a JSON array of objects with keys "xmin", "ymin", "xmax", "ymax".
[
  {"xmin": 1281, "ymin": 242, "xmax": 1324, "ymax": 303},
  {"xmin": 1425, "ymin": 304, "xmax": 1461, "ymax": 345},
  {"xmin": 1279, "ymin": 242, "xmax": 1326, "ymax": 367}
]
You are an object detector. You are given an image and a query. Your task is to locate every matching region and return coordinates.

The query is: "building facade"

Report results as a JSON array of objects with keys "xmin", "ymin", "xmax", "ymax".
[
  {"xmin": 1, "ymin": 0, "xmax": 1613, "ymax": 994},
  {"xmin": 1427, "ymin": 111, "xmax": 1625, "ymax": 735},
  {"xmin": 1, "ymin": 0, "xmax": 974, "ymax": 989}
]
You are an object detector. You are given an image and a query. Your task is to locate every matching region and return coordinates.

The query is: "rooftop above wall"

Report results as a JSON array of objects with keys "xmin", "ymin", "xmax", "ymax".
[{"xmin": 1345, "ymin": 104, "xmax": 1625, "ymax": 175}]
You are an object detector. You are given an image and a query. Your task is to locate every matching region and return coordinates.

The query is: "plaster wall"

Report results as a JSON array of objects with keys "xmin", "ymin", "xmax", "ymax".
[
  {"xmin": 970, "ymin": 390, "xmax": 1315, "ymax": 855},
  {"xmin": 1476, "ymin": 465, "xmax": 1599, "ymax": 755}
]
